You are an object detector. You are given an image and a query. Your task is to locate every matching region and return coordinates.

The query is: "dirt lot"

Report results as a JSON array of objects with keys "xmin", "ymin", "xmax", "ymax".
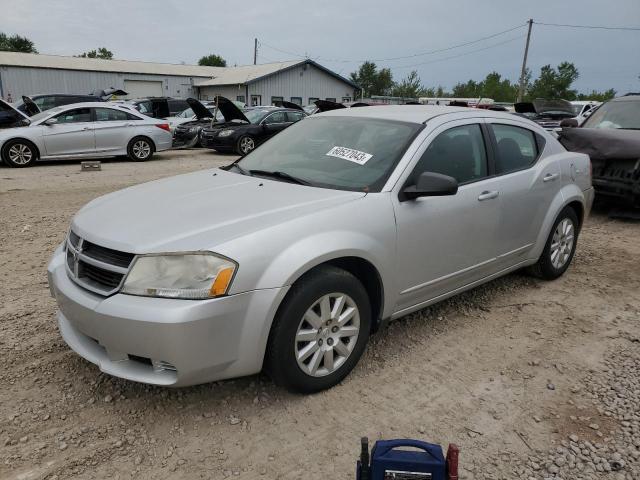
[{"xmin": 1, "ymin": 150, "xmax": 639, "ymax": 480}]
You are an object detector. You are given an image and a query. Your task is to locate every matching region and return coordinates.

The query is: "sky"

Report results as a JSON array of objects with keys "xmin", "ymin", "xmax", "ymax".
[{"xmin": 1, "ymin": 0, "xmax": 639, "ymax": 94}]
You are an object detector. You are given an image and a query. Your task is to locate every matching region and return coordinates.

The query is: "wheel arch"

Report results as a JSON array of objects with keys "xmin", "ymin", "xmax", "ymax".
[
  {"xmin": 129, "ymin": 135, "xmax": 156, "ymax": 152},
  {"xmin": 1, "ymin": 137, "xmax": 41, "ymax": 160}
]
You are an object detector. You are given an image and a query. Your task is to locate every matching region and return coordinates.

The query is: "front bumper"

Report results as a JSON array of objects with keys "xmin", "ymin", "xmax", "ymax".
[
  {"xmin": 201, "ymin": 131, "xmax": 236, "ymax": 152},
  {"xmin": 591, "ymin": 158, "xmax": 640, "ymax": 207},
  {"xmin": 47, "ymin": 248, "xmax": 288, "ymax": 387}
]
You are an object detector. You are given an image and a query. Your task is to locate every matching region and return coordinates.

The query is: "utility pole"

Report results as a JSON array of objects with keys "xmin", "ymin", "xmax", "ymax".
[
  {"xmin": 517, "ymin": 19, "xmax": 533, "ymax": 102},
  {"xmin": 253, "ymin": 38, "xmax": 258, "ymax": 65}
]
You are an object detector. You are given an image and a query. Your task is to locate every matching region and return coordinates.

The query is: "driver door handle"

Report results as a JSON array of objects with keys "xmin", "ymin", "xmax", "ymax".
[
  {"xmin": 478, "ymin": 190, "xmax": 499, "ymax": 201},
  {"xmin": 543, "ymin": 173, "xmax": 559, "ymax": 182}
]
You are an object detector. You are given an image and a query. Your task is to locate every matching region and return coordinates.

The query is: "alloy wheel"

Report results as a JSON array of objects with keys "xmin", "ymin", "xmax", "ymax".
[
  {"xmin": 240, "ymin": 137, "xmax": 255, "ymax": 154},
  {"xmin": 294, "ymin": 293, "xmax": 360, "ymax": 377},
  {"xmin": 8, "ymin": 144, "xmax": 33, "ymax": 165},
  {"xmin": 550, "ymin": 218, "xmax": 575, "ymax": 269},
  {"xmin": 132, "ymin": 140, "xmax": 151, "ymax": 159}
]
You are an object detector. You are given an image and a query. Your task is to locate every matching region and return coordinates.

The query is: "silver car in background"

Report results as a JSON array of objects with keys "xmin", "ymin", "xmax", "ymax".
[
  {"xmin": 47, "ymin": 106, "xmax": 594, "ymax": 393},
  {"xmin": 0, "ymin": 100, "xmax": 172, "ymax": 167}
]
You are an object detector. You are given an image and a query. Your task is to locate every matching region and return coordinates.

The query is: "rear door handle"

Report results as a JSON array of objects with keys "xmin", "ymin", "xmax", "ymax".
[
  {"xmin": 543, "ymin": 173, "xmax": 559, "ymax": 182},
  {"xmin": 478, "ymin": 190, "xmax": 499, "ymax": 201}
]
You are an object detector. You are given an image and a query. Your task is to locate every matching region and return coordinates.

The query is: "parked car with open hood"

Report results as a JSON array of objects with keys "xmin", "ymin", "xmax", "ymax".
[
  {"xmin": 0, "ymin": 98, "xmax": 31, "ymax": 129},
  {"xmin": 558, "ymin": 94, "xmax": 640, "ymax": 207},
  {"xmin": 200, "ymin": 99, "xmax": 306, "ymax": 155},
  {"xmin": 172, "ymin": 98, "xmax": 245, "ymax": 148},
  {"xmin": 0, "ymin": 101, "xmax": 172, "ymax": 167},
  {"xmin": 48, "ymin": 105, "xmax": 593, "ymax": 393},
  {"xmin": 514, "ymin": 99, "xmax": 576, "ymax": 132}
]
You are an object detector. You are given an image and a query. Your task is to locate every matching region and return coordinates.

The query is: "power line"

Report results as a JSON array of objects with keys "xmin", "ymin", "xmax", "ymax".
[
  {"xmin": 534, "ymin": 21, "xmax": 640, "ymax": 31},
  {"xmin": 259, "ymin": 23, "xmax": 527, "ymax": 64}
]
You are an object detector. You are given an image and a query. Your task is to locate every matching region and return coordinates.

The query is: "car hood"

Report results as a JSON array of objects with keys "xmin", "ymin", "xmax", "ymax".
[
  {"xmin": 21, "ymin": 96, "xmax": 41, "ymax": 116},
  {"xmin": 71, "ymin": 168, "xmax": 366, "ymax": 253},
  {"xmin": 273, "ymin": 100, "xmax": 304, "ymax": 111},
  {"xmin": 215, "ymin": 96, "xmax": 250, "ymax": 123},
  {"xmin": 515, "ymin": 99, "xmax": 574, "ymax": 115},
  {"xmin": 315, "ymin": 99, "xmax": 346, "ymax": 112},
  {"xmin": 0, "ymin": 98, "xmax": 30, "ymax": 123},
  {"xmin": 558, "ymin": 127, "xmax": 640, "ymax": 161},
  {"xmin": 186, "ymin": 97, "xmax": 213, "ymax": 120}
]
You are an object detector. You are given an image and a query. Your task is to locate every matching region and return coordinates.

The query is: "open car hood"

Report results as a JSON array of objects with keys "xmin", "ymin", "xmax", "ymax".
[
  {"xmin": 90, "ymin": 87, "xmax": 129, "ymax": 99},
  {"xmin": 515, "ymin": 99, "xmax": 574, "ymax": 115},
  {"xmin": 314, "ymin": 99, "xmax": 346, "ymax": 112},
  {"xmin": 21, "ymin": 96, "xmax": 41, "ymax": 117},
  {"xmin": 558, "ymin": 127, "xmax": 640, "ymax": 162},
  {"xmin": 272, "ymin": 100, "xmax": 304, "ymax": 111},
  {"xmin": 186, "ymin": 97, "xmax": 213, "ymax": 120},
  {"xmin": 0, "ymin": 98, "xmax": 30, "ymax": 125},
  {"xmin": 215, "ymin": 96, "xmax": 250, "ymax": 123}
]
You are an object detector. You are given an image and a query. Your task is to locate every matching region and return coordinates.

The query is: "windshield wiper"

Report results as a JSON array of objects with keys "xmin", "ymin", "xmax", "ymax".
[
  {"xmin": 248, "ymin": 169, "xmax": 311, "ymax": 186},
  {"xmin": 222, "ymin": 162, "xmax": 249, "ymax": 175}
]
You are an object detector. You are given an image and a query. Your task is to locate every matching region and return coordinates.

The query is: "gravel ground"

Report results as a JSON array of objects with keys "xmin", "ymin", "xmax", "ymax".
[{"xmin": 1, "ymin": 150, "xmax": 639, "ymax": 480}]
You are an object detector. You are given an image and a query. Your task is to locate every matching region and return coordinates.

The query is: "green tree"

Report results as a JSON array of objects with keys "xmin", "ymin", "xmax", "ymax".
[
  {"xmin": 0, "ymin": 32, "xmax": 37, "ymax": 53},
  {"xmin": 576, "ymin": 88, "xmax": 616, "ymax": 102},
  {"xmin": 198, "ymin": 54, "xmax": 227, "ymax": 67},
  {"xmin": 392, "ymin": 70, "xmax": 423, "ymax": 98},
  {"xmin": 77, "ymin": 47, "xmax": 114, "ymax": 59},
  {"xmin": 479, "ymin": 72, "xmax": 518, "ymax": 102},
  {"xmin": 350, "ymin": 61, "xmax": 394, "ymax": 96},
  {"xmin": 527, "ymin": 62, "xmax": 579, "ymax": 100}
]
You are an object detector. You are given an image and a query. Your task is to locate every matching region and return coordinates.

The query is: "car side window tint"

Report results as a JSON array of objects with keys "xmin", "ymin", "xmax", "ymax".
[
  {"xmin": 54, "ymin": 108, "xmax": 92, "ymax": 124},
  {"xmin": 94, "ymin": 108, "xmax": 129, "ymax": 122},
  {"xmin": 263, "ymin": 112, "xmax": 287, "ymax": 124},
  {"xmin": 412, "ymin": 124, "xmax": 488, "ymax": 184},
  {"xmin": 491, "ymin": 124, "xmax": 538, "ymax": 175},
  {"xmin": 286, "ymin": 111, "xmax": 304, "ymax": 122}
]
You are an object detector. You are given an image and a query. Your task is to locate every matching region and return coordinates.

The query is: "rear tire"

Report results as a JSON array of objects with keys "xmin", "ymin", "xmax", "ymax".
[
  {"xmin": 530, "ymin": 206, "xmax": 579, "ymax": 280},
  {"xmin": 265, "ymin": 265, "xmax": 371, "ymax": 393},
  {"xmin": 127, "ymin": 136, "xmax": 154, "ymax": 161},
  {"xmin": 1, "ymin": 139, "xmax": 38, "ymax": 167}
]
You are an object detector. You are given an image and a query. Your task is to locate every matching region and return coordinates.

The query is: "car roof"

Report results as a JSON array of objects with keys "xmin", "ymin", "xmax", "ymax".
[
  {"xmin": 611, "ymin": 95, "xmax": 640, "ymax": 102},
  {"xmin": 49, "ymin": 102, "xmax": 137, "ymax": 110},
  {"xmin": 315, "ymin": 105, "xmax": 516, "ymax": 124}
]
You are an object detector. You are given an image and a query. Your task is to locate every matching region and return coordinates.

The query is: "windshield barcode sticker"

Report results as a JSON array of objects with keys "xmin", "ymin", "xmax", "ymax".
[{"xmin": 326, "ymin": 146, "xmax": 373, "ymax": 165}]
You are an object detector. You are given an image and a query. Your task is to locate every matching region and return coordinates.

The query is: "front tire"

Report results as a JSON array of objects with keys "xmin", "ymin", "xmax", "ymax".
[
  {"xmin": 266, "ymin": 265, "xmax": 371, "ymax": 393},
  {"xmin": 127, "ymin": 136, "xmax": 154, "ymax": 161},
  {"xmin": 2, "ymin": 139, "xmax": 38, "ymax": 167},
  {"xmin": 235, "ymin": 135, "xmax": 255, "ymax": 156},
  {"xmin": 530, "ymin": 206, "xmax": 579, "ymax": 280}
]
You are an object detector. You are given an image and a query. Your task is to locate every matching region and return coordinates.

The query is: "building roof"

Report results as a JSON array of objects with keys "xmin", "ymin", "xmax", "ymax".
[
  {"xmin": 0, "ymin": 51, "xmax": 224, "ymax": 77},
  {"xmin": 0, "ymin": 53, "xmax": 360, "ymax": 90},
  {"xmin": 194, "ymin": 59, "xmax": 360, "ymax": 89}
]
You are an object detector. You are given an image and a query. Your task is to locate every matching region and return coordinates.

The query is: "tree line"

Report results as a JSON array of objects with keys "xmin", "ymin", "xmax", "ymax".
[{"xmin": 350, "ymin": 60, "xmax": 617, "ymax": 102}]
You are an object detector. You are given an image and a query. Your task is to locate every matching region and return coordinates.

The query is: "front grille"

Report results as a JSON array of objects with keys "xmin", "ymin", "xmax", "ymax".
[{"xmin": 65, "ymin": 231, "xmax": 134, "ymax": 296}]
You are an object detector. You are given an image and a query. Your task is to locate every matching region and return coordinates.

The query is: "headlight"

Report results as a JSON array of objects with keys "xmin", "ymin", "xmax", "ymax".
[
  {"xmin": 121, "ymin": 253, "xmax": 237, "ymax": 299},
  {"xmin": 189, "ymin": 126, "xmax": 200, "ymax": 133},
  {"xmin": 218, "ymin": 129, "xmax": 234, "ymax": 137}
]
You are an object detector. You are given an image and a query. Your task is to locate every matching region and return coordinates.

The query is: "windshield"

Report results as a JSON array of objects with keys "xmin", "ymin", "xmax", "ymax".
[
  {"xmin": 242, "ymin": 109, "xmax": 270, "ymax": 124},
  {"xmin": 176, "ymin": 108, "xmax": 193, "ymax": 118},
  {"xmin": 236, "ymin": 116, "xmax": 422, "ymax": 192},
  {"xmin": 582, "ymin": 100, "xmax": 640, "ymax": 129}
]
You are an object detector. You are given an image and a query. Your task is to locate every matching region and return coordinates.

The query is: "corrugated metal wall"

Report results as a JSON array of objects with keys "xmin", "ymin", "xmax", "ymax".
[
  {"xmin": 199, "ymin": 64, "xmax": 357, "ymax": 106},
  {"xmin": 0, "ymin": 66, "xmax": 210, "ymax": 99}
]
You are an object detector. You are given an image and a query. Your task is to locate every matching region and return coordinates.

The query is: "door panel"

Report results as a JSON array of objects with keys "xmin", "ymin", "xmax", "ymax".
[
  {"xmin": 93, "ymin": 108, "xmax": 133, "ymax": 152},
  {"xmin": 392, "ymin": 121, "xmax": 501, "ymax": 313},
  {"xmin": 42, "ymin": 108, "xmax": 95, "ymax": 156}
]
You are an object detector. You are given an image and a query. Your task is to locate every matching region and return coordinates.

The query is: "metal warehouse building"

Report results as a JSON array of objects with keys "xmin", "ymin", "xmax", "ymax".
[{"xmin": 0, "ymin": 52, "xmax": 359, "ymax": 107}]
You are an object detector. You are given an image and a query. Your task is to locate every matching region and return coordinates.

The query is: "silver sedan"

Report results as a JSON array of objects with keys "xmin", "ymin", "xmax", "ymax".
[
  {"xmin": 47, "ymin": 106, "xmax": 594, "ymax": 392},
  {"xmin": 0, "ymin": 100, "xmax": 172, "ymax": 167}
]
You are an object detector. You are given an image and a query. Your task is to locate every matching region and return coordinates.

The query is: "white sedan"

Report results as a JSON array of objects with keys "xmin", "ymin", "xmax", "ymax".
[{"xmin": 0, "ymin": 100, "xmax": 172, "ymax": 167}]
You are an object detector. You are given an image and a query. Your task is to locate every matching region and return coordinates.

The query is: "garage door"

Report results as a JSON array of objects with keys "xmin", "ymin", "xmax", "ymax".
[{"xmin": 124, "ymin": 80, "xmax": 164, "ymax": 98}]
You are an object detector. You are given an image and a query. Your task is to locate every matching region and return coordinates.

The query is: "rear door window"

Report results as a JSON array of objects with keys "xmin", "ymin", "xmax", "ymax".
[
  {"xmin": 263, "ymin": 111, "xmax": 287, "ymax": 124},
  {"xmin": 491, "ymin": 124, "xmax": 538, "ymax": 174},
  {"xmin": 286, "ymin": 111, "xmax": 305, "ymax": 122},
  {"xmin": 94, "ymin": 108, "xmax": 130, "ymax": 122}
]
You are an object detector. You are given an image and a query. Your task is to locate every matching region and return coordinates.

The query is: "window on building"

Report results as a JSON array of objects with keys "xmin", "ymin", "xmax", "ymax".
[
  {"xmin": 271, "ymin": 96, "xmax": 284, "ymax": 105},
  {"xmin": 326, "ymin": 98, "xmax": 336, "ymax": 102},
  {"xmin": 236, "ymin": 95, "xmax": 246, "ymax": 104},
  {"xmin": 54, "ymin": 108, "xmax": 92, "ymax": 124},
  {"xmin": 308, "ymin": 97, "xmax": 319, "ymax": 105},
  {"xmin": 94, "ymin": 108, "xmax": 130, "ymax": 122},
  {"xmin": 491, "ymin": 124, "xmax": 538, "ymax": 175},
  {"xmin": 342, "ymin": 97, "xmax": 352, "ymax": 103},
  {"xmin": 251, "ymin": 95, "xmax": 262, "ymax": 106},
  {"xmin": 411, "ymin": 124, "xmax": 488, "ymax": 185},
  {"xmin": 290, "ymin": 97, "xmax": 302, "ymax": 105}
]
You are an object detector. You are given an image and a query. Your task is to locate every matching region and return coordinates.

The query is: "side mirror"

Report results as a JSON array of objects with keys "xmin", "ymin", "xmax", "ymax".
[
  {"xmin": 43, "ymin": 117, "xmax": 58, "ymax": 126},
  {"xmin": 403, "ymin": 172, "xmax": 458, "ymax": 200},
  {"xmin": 560, "ymin": 118, "xmax": 579, "ymax": 128}
]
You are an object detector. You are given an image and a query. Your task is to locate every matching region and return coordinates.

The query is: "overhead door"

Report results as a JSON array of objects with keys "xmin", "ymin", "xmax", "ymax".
[{"xmin": 124, "ymin": 80, "xmax": 164, "ymax": 98}]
